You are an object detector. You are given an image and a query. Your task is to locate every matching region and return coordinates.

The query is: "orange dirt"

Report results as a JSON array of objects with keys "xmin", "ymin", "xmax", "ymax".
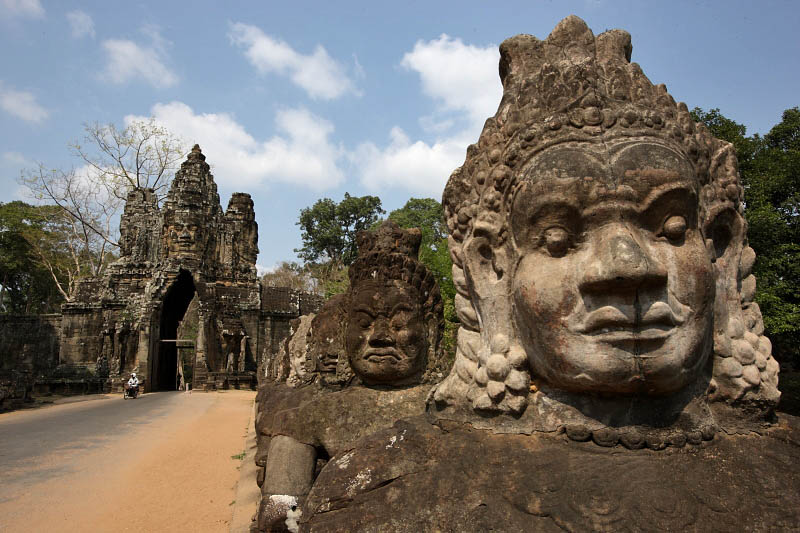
[{"xmin": 0, "ymin": 390, "xmax": 255, "ymax": 532}]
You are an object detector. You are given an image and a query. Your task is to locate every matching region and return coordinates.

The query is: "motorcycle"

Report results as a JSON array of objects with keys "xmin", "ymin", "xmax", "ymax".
[{"xmin": 123, "ymin": 383, "xmax": 139, "ymax": 399}]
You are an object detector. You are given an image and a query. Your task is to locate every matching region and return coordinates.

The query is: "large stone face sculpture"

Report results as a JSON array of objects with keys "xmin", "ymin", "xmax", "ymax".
[{"xmin": 431, "ymin": 15, "xmax": 779, "ymax": 436}]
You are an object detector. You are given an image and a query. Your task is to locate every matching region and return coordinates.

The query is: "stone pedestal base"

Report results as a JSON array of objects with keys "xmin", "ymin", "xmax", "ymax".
[{"xmin": 300, "ymin": 414, "xmax": 800, "ymax": 532}]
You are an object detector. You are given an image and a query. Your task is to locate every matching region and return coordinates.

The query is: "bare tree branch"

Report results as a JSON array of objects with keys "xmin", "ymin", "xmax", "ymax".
[{"xmin": 18, "ymin": 119, "xmax": 186, "ymax": 300}]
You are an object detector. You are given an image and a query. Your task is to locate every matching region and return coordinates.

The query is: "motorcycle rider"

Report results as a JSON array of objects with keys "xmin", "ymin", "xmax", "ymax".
[{"xmin": 126, "ymin": 372, "xmax": 140, "ymax": 397}]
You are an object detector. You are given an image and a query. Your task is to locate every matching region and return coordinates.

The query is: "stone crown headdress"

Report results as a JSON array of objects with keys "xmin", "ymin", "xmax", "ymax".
[
  {"xmin": 349, "ymin": 220, "xmax": 441, "ymax": 320},
  {"xmin": 443, "ymin": 15, "xmax": 741, "ymax": 250}
]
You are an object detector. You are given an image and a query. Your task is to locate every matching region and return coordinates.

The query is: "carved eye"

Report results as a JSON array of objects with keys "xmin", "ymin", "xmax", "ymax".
[
  {"xmin": 544, "ymin": 227, "xmax": 570, "ymax": 257},
  {"xmin": 661, "ymin": 215, "xmax": 687, "ymax": 241},
  {"xmin": 354, "ymin": 313, "xmax": 372, "ymax": 329},
  {"xmin": 391, "ymin": 313, "xmax": 411, "ymax": 330}
]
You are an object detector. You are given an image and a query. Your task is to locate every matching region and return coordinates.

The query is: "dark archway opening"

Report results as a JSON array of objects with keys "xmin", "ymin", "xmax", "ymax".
[{"xmin": 153, "ymin": 270, "xmax": 196, "ymax": 391}]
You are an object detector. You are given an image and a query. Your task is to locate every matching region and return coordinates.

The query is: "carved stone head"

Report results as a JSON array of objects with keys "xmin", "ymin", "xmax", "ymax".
[
  {"xmin": 345, "ymin": 221, "xmax": 443, "ymax": 386},
  {"xmin": 308, "ymin": 294, "xmax": 348, "ymax": 374},
  {"xmin": 161, "ymin": 145, "xmax": 221, "ymax": 263},
  {"xmin": 433, "ymin": 16, "xmax": 779, "ymax": 422},
  {"xmin": 287, "ymin": 314, "xmax": 314, "ymax": 387},
  {"xmin": 164, "ymin": 212, "xmax": 204, "ymax": 256}
]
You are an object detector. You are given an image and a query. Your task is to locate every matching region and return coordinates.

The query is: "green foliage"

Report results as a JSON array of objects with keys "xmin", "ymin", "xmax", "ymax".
[
  {"xmin": 296, "ymin": 193, "xmax": 384, "ymax": 267},
  {"xmin": 0, "ymin": 201, "xmax": 67, "ymax": 313},
  {"xmin": 692, "ymin": 107, "xmax": 800, "ymax": 367},
  {"xmin": 387, "ymin": 198, "xmax": 458, "ymax": 361},
  {"xmin": 296, "ymin": 193, "xmax": 384, "ymax": 296}
]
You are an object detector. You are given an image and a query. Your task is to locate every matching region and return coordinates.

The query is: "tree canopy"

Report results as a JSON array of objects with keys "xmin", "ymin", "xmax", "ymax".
[
  {"xmin": 692, "ymin": 106, "xmax": 800, "ymax": 367},
  {"xmin": 295, "ymin": 193, "xmax": 384, "ymax": 296},
  {"xmin": 0, "ymin": 201, "xmax": 67, "ymax": 313},
  {"xmin": 295, "ymin": 193, "xmax": 384, "ymax": 267},
  {"xmin": 260, "ymin": 260, "xmax": 318, "ymax": 293}
]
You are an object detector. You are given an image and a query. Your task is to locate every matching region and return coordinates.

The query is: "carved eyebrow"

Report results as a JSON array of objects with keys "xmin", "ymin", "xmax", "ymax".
[
  {"xmin": 514, "ymin": 189, "xmax": 580, "ymax": 222},
  {"xmin": 580, "ymin": 182, "xmax": 696, "ymax": 219},
  {"xmin": 391, "ymin": 303, "xmax": 414, "ymax": 315},
  {"xmin": 352, "ymin": 306, "xmax": 376, "ymax": 317},
  {"xmin": 640, "ymin": 182, "xmax": 696, "ymax": 212}
]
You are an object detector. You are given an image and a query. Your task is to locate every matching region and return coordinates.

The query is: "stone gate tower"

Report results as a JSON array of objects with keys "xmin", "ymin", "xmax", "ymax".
[{"xmin": 57, "ymin": 145, "xmax": 320, "ymax": 392}]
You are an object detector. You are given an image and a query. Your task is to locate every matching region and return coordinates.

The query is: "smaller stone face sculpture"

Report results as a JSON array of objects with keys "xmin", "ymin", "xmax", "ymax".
[
  {"xmin": 307, "ymin": 294, "xmax": 348, "ymax": 375},
  {"xmin": 346, "ymin": 280, "xmax": 428, "ymax": 385},
  {"xmin": 286, "ymin": 314, "xmax": 314, "ymax": 387},
  {"xmin": 254, "ymin": 221, "xmax": 445, "ymax": 532},
  {"xmin": 346, "ymin": 221, "xmax": 444, "ymax": 387}
]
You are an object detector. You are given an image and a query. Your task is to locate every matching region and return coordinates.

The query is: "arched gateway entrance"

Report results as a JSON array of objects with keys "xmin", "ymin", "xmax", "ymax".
[{"xmin": 151, "ymin": 270, "xmax": 196, "ymax": 391}]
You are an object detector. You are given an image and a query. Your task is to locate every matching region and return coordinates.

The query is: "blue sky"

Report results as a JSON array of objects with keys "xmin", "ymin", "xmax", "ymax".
[{"xmin": 1, "ymin": 0, "xmax": 798, "ymax": 272}]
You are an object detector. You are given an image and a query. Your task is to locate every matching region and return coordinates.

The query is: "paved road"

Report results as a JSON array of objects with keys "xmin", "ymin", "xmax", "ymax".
[
  {"xmin": 0, "ymin": 392, "xmax": 184, "ymax": 494},
  {"xmin": 0, "ymin": 390, "xmax": 255, "ymax": 532}
]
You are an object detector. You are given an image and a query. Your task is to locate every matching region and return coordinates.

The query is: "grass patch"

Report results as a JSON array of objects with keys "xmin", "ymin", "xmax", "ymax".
[{"xmin": 231, "ymin": 451, "xmax": 246, "ymax": 460}]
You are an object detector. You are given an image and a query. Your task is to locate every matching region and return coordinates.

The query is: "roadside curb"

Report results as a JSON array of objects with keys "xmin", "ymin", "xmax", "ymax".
[{"xmin": 230, "ymin": 398, "xmax": 259, "ymax": 532}]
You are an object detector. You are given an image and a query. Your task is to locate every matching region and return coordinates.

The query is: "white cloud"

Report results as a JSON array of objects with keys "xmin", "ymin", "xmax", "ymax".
[
  {"xmin": 353, "ymin": 35, "xmax": 500, "ymax": 196},
  {"xmin": 0, "ymin": 82, "xmax": 48, "ymax": 123},
  {"xmin": 66, "ymin": 10, "xmax": 94, "ymax": 39},
  {"xmin": 0, "ymin": 0, "xmax": 44, "ymax": 18},
  {"xmin": 101, "ymin": 28, "xmax": 178, "ymax": 89},
  {"xmin": 401, "ymin": 34, "xmax": 501, "ymax": 127},
  {"xmin": 2, "ymin": 151, "xmax": 29, "ymax": 166},
  {"xmin": 228, "ymin": 22, "xmax": 358, "ymax": 100},
  {"xmin": 125, "ymin": 101, "xmax": 345, "ymax": 190},
  {"xmin": 354, "ymin": 127, "xmax": 469, "ymax": 197}
]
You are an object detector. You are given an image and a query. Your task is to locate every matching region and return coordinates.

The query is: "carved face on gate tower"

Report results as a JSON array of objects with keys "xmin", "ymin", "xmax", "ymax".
[{"xmin": 165, "ymin": 214, "xmax": 204, "ymax": 256}]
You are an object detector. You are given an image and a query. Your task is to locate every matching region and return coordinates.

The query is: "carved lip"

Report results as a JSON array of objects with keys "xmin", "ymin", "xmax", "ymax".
[
  {"xmin": 364, "ymin": 348, "xmax": 402, "ymax": 361},
  {"xmin": 577, "ymin": 302, "xmax": 679, "ymax": 341},
  {"xmin": 319, "ymin": 354, "xmax": 338, "ymax": 366}
]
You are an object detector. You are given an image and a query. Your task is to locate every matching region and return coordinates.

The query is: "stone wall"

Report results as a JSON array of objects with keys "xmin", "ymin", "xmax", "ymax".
[
  {"xmin": 0, "ymin": 314, "xmax": 61, "ymax": 375},
  {"xmin": 0, "ymin": 314, "xmax": 61, "ymax": 408}
]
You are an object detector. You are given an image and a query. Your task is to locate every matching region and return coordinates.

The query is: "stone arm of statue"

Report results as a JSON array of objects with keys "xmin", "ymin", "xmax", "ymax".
[{"xmin": 259, "ymin": 435, "xmax": 317, "ymax": 529}]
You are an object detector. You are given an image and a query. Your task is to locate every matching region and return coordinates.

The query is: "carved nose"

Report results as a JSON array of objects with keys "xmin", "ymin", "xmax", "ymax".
[
  {"xmin": 368, "ymin": 319, "xmax": 395, "ymax": 347},
  {"xmin": 580, "ymin": 229, "xmax": 667, "ymax": 293}
]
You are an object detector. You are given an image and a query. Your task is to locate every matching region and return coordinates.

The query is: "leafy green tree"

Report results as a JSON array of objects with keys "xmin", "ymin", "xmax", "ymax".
[
  {"xmin": 692, "ymin": 107, "xmax": 800, "ymax": 368},
  {"xmin": 295, "ymin": 193, "xmax": 384, "ymax": 296},
  {"xmin": 0, "ymin": 201, "xmax": 67, "ymax": 313},
  {"xmin": 387, "ymin": 198, "xmax": 458, "ymax": 361}
]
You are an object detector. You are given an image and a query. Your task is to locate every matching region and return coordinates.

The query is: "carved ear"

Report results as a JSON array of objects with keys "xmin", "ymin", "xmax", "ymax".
[
  {"xmin": 462, "ymin": 220, "xmax": 509, "ymax": 301},
  {"xmin": 704, "ymin": 207, "xmax": 743, "ymax": 264}
]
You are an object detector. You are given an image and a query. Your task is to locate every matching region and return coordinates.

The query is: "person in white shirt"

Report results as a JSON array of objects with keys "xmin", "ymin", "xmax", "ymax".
[{"xmin": 126, "ymin": 372, "xmax": 139, "ymax": 397}]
